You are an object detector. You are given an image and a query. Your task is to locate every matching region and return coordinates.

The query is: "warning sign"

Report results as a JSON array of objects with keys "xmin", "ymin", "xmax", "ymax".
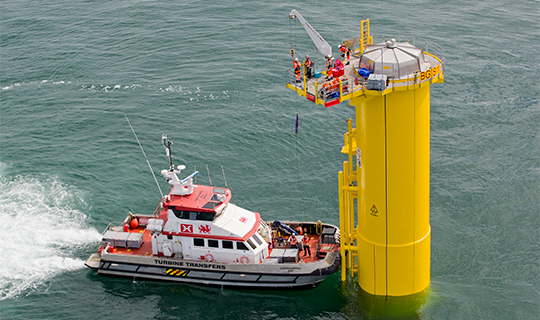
[
  {"xmin": 357, "ymin": 148, "xmax": 362, "ymax": 168},
  {"xmin": 370, "ymin": 205, "xmax": 378, "ymax": 217}
]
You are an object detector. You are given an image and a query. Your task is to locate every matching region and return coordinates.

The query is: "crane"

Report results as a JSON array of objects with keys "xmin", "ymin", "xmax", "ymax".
[{"xmin": 289, "ymin": 9, "xmax": 332, "ymax": 58}]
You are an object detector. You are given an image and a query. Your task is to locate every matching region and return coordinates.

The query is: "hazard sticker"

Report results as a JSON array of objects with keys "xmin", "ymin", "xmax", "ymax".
[{"xmin": 370, "ymin": 205, "xmax": 378, "ymax": 217}]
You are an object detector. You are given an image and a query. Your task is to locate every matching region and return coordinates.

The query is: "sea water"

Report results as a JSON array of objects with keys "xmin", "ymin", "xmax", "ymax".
[{"xmin": 0, "ymin": 1, "xmax": 538, "ymax": 319}]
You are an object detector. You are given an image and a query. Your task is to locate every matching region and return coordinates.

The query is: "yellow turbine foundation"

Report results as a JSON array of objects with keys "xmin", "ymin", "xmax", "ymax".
[
  {"xmin": 285, "ymin": 14, "xmax": 444, "ymax": 296},
  {"xmin": 343, "ymin": 85, "xmax": 432, "ymax": 296}
]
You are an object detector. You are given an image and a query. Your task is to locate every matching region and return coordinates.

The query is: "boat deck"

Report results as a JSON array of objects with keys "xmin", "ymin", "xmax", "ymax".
[{"xmin": 104, "ymin": 226, "xmax": 326, "ymax": 264}]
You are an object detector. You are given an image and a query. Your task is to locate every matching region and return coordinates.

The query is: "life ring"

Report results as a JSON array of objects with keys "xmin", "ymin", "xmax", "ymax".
[
  {"xmin": 204, "ymin": 253, "xmax": 214, "ymax": 262},
  {"xmin": 316, "ymin": 220, "xmax": 323, "ymax": 235},
  {"xmin": 240, "ymin": 256, "xmax": 250, "ymax": 264}
]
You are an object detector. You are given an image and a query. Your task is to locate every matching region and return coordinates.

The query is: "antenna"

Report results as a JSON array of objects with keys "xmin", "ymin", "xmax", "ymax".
[
  {"xmin": 162, "ymin": 134, "xmax": 174, "ymax": 171},
  {"xmin": 221, "ymin": 165, "xmax": 228, "ymax": 187},
  {"xmin": 206, "ymin": 164, "xmax": 212, "ymax": 186},
  {"xmin": 125, "ymin": 115, "xmax": 163, "ymax": 198}
]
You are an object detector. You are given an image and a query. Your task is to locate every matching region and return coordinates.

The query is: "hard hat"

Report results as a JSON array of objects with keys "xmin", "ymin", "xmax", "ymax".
[
  {"xmin": 338, "ymin": 45, "xmax": 342, "ymax": 48},
  {"xmin": 305, "ymin": 55, "xmax": 309, "ymax": 58},
  {"xmin": 295, "ymin": 58, "xmax": 299, "ymax": 61}
]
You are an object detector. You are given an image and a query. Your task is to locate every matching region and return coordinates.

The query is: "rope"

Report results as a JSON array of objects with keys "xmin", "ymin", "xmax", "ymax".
[
  {"xmin": 289, "ymin": 15, "xmax": 298, "ymax": 60},
  {"xmin": 206, "ymin": 164, "xmax": 212, "ymax": 186}
]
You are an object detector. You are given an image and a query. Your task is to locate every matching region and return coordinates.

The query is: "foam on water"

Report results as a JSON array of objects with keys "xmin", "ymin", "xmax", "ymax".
[
  {"xmin": 0, "ymin": 166, "xmax": 102, "ymax": 301},
  {"xmin": 1, "ymin": 79, "xmax": 231, "ymax": 102}
]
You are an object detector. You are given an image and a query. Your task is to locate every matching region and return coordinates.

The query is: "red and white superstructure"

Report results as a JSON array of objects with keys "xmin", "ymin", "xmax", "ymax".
[{"xmin": 151, "ymin": 167, "xmax": 270, "ymax": 264}]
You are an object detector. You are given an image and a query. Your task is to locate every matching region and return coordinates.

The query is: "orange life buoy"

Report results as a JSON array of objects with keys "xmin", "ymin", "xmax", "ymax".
[
  {"xmin": 240, "ymin": 256, "xmax": 250, "ymax": 264},
  {"xmin": 204, "ymin": 253, "xmax": 214, "ymax": 262},
  {"xmin": 130, "ymin": 218, "xmax": 139, "ymax": 229}
]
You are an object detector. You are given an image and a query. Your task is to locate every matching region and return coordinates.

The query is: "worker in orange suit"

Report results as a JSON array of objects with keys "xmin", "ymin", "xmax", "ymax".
[
  {"xmin": 325, "ymin": 55, "xmax": 334, "ymax": 80},
  {"xmin": 339, "ymin": 45, "xmax": 351, "ymax": 65},
  {"xmin": 304, "ymin": 55, "xmax": 312, "ymax": 79},
  {"xmin": 302, "ymin": 234, "xmax": 311, "ymax": 257},
  {"xmin": 293, "ymin": 58, "xmax": 301, "ymax": 82},
  {"xmin": 289, "ymin": 235, "xmax": 298, "ymax": 248}
]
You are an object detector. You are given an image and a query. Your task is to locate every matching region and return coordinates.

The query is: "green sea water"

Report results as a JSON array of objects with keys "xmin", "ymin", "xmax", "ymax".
[{"xmin": 1, "ymin": 1, "xmax": 538, "ymax": 319}]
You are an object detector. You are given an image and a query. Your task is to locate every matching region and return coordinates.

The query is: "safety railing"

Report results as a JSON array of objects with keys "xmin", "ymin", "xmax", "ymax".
[
  {"xmin": 286, "ymin": 41, "xmax": 444, "ymax": 107},
  {"xmin": 286, "ymin": 67, "xmax": 368, "ymax": 107}
]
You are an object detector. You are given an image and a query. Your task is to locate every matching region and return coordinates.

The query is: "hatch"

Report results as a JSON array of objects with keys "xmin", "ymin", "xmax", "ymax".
[{"xmin": 359, "ymin": 39, "xmax": 431, "ymax": 79}]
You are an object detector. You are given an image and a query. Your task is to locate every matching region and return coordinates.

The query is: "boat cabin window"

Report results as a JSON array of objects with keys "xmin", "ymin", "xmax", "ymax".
[
  {"xmin": 194, "ymin": 238, "xmax": 205, "ymax": 247},
  {"xmin": 246, "ymin": 238, "xmax": 257, "ymax": 250},
  {"xmin": 208, "ymin": 240, "xmax": 219, "ymax": 248},
  {"xmin": 236, "ymin": 242, "xmax": 248, "ymax": 251},
  {"xmin": 170, "ymin": 207, "xmax": 215, "ymax": 221},
  {"xmin": 251, "ymin": 234, "xmax": 263, "ymax": 246},
  {"xmin": 222, "ymin": 241, "xmax": 233, "ymax": 249},
  {"xmin": 213, "ymin": 188, "xmax": 226, "ymax": 194}
]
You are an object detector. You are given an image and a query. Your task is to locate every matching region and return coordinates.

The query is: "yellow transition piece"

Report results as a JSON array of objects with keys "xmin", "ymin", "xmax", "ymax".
[{"xmin": 343, "ymin": 85, "xmax": 432, "ymax": 296}]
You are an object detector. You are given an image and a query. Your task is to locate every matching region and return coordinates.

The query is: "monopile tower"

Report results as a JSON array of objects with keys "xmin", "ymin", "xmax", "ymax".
[{"xmin": 287, "ymin": 11, "xmax": 444, "ymax": 296}]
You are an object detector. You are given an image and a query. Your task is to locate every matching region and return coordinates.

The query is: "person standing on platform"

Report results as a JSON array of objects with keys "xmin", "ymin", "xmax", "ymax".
[
  {"xmin": 304, "ymin": 55, "xmax": 313, "ymax": 79},
  {"xmin": 325, "ymin": 55, "xmax": 334, "ymax": 80},
  {"xmin": 302, "ymin": 234, "xmax": 311, "ymax": 257},
  {"xmin": 339, "ymin": 45, "xmax": 351, "ymax": 65},
  {"xmin": 293, "ymin": 58, "xmax": 301, "ymax": 83},
  {"xmin": 289, "ymin": 235, "xmax": 298, "ymax": 249}
]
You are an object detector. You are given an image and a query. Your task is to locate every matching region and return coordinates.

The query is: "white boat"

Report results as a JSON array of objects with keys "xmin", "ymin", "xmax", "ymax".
[{"xmin": 85, "ymin": 136, "xmax": 340, "ymax": 289}]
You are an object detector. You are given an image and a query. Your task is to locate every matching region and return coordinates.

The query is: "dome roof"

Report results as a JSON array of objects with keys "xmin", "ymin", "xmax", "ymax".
[{"xmin": 359, "ymin": 39, "xmax": 431, "ymax": 78}]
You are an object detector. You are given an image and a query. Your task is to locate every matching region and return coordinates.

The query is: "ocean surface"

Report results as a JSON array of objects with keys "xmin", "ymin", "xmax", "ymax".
[{"xmin": 1, "ymin": 0, "xmax": 538, "ymax": 319}]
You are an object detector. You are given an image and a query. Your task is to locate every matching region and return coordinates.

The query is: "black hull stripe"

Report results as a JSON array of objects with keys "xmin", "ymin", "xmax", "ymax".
[
  {"xmin": 99, "ymin": 260, "xmax": 311, "ymax": 284},
  {"xmin": 98, "ymin": 270, "xmax": 322, "ymax": 290}
]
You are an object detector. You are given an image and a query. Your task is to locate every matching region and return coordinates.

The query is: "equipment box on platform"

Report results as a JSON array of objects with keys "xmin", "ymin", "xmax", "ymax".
[
  {"xmin": 282, "ymin": 248, "xmax": 299, "ymax": 263},
  {"xmin": 269, "ymin": 248, "xmax": 285, "ymax": 263},
  {"xmin": 367, "ymin": 74, "xmax": 387, "ymax": 91},
  {"xmin": 115, "ymin": 232, "xmax": 129, "ymax": 247},
  {"xmin": 103, "ymin": 231, "xmax": 120, "ymax": 246},
  {"xmin": 127, "ymin": 232, "xmax": 143, "ymax": 249}
]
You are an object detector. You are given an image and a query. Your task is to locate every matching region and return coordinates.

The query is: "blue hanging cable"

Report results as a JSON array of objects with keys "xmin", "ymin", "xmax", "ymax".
[{"xmin": 295, "ymin": 113, "xmax": 307, "ymax": 220}]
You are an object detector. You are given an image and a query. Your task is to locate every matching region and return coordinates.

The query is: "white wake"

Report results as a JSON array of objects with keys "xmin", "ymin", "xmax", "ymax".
[{"xmin": 0, "ymin": 169, "xmax": 102, "ymax": 300}]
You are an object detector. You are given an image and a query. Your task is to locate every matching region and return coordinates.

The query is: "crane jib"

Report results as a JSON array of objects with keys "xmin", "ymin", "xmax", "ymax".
[{"xmin": 289, "ymin": 9, "xmax": 332, "ymax": 58}]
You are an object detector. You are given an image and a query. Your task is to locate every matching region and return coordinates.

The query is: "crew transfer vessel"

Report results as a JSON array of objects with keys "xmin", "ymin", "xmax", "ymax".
[{"xmin": 85, "ymin": 136, "xmax": 340, "ymax": 289}]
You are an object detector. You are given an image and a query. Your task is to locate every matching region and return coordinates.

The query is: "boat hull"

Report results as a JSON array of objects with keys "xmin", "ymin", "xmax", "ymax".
[{"xmin": 86, "ymin": 250, "xmax": 340, "ymax": 289}]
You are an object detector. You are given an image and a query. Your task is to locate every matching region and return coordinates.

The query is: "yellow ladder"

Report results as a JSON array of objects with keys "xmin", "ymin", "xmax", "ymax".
[{"xmin": 360, "ymin": 19, "xmax": 373, "ymax": 54}]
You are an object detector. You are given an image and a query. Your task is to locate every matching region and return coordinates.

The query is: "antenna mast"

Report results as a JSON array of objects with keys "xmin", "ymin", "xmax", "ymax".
[{"xmin": 125, "ymin": 115, "xmax": 163, "ymax": 198}]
